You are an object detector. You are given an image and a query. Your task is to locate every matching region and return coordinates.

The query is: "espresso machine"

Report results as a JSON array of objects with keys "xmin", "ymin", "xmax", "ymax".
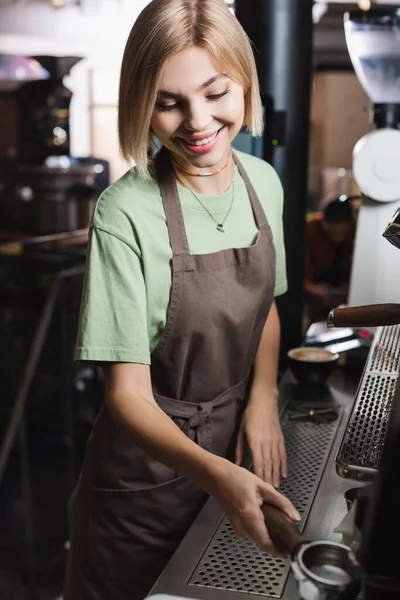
[
  {"xmin": 321, "ymin": 9, "xmax": 400, "ymax": 599},
  {"xmin": 260, "ymin": 9, "xmax": 400, "ymax": 599}
]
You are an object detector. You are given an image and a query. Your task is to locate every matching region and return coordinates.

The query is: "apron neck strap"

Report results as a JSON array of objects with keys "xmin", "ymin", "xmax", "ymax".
[
  {"xmin": 155, "ymin": 147, "xmax": 191, "ymax": 257},
  {"xmin": 232, "ymin": 152, "xmax": 268, "ymax": 230},
  {"xmin": 155, "ymin": 146, "xmax": 268, "ymax": 257}
]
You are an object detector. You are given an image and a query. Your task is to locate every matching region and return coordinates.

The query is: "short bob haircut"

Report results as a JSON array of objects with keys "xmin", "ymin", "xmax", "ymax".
[{"xmin": 118, "ymin": 0, "xmax": 264, "ymax": 180}]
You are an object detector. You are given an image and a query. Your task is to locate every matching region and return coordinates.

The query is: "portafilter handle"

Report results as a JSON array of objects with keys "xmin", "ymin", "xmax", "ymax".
[
  {"xmin": 261, "ymin": 504, "xmax": 307, "ymax": 556},
  {"xmin": 327, "ymin": 304, "xmax": 400, "ymax": 328}
]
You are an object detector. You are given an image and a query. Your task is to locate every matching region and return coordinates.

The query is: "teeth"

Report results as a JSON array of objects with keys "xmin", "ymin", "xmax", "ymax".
[{"xmin": 184, "ymin": 130, "xmax": 219, "ymax": 147}]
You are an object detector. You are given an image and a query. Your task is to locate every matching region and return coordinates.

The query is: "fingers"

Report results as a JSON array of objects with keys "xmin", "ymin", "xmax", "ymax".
[
  {"xmin": 270, "ymin": 442, "xmax": 281, "ymax": 488},
  {"xmin": 251, "ymin": 438, "xmax": 282, "ymax": 487},
  {"xmin": 235, "ymin": 426, "xmax": 245, "ymax": 466},
  {"xmin": 221, "ymin": 464, "xmax": 294, "ymax": 558},
  {"xmin": 231, "ymin": 509, "xmax": 288, "ymax": 558},
  {"xmin": 279, "ymin": 438, "xmax": 288, "ymax": 479},
  {"xmin": 261, "ymin": 443, "xmax": 272, "ymax": 486},
  {"xmin": 259, "ymin": 483, "xmax": 301, "ymax": 522}
]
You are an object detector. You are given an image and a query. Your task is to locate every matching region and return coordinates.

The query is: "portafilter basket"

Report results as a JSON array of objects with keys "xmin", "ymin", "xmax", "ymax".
[{"xmin": 262, "ymin": 504, "xmax": 359, "ymax": 600}]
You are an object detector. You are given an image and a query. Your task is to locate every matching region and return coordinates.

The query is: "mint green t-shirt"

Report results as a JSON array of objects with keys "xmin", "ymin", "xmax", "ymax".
[{"xmin": 74, "ymin": 150, "xmax": 287, "ymax": 364}]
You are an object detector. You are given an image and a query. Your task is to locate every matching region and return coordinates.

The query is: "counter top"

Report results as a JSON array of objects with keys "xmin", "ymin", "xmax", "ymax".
[{"xmin": 150, "ymin": 366, "xmax": 363, "ymax": 600}]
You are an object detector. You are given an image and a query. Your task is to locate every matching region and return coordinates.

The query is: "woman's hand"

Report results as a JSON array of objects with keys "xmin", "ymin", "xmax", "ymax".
[
  {"xmin": 212, "ymin": 461, "xmax": 300, "ymax": 555},
  {"xmin": 235, "ymin": 395, "xmax": 287, "ymax": 488}
]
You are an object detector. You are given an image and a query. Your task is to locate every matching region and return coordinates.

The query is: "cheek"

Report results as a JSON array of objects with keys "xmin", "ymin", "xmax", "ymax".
[
  {"xmin": 150, "ymin": 113, "xmax": 179, "ymax": 139},
  {"xmin": 220, "ymin": 93, "xmax": 245, "ymax": 124}
]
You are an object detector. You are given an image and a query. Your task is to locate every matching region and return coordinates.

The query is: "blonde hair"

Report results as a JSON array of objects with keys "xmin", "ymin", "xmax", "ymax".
[{"xmin": 118, "ymin": 0, "xmax": 264, "ymax": 179}]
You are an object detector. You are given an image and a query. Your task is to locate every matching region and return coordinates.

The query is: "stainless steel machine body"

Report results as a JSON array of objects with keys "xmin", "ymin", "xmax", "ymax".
[{"xmin": 335, "ymin": 324, "xmax": 400, "ymax": 481}]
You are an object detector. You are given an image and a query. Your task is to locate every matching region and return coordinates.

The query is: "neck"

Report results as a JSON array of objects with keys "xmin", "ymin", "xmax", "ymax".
[{"xmin": 171, "ymin": 150, "xmax": 235, "ymax": 195}]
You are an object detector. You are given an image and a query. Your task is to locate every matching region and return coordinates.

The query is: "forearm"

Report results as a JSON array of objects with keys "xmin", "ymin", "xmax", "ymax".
[
  {"xmin": 251, "ymin": 300, "xmax": 280, "ymax": 402},
  {"xmin": 106, "ymin": 383, "xmax": 225, "ymax": 495}
]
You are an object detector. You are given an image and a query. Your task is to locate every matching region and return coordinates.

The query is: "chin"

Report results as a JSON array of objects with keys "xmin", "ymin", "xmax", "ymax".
[{"xmin": 190, "ymin": 148, "xmax": 231, "ymax": 169}]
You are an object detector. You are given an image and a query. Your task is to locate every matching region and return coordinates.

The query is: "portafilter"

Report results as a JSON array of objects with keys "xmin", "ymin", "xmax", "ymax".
[
  {"xmin": 327, "ymin": 303, "xmax": 400, "ymax": 329},
  {"xmin": 262, "ymin": 504, "xmax": 360, "ymax": 600}
]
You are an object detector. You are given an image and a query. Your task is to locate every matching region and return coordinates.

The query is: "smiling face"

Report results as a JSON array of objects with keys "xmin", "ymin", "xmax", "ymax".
[{"xmin": 150, "ymin": 46, "xmax": 245, "ymax": 172}]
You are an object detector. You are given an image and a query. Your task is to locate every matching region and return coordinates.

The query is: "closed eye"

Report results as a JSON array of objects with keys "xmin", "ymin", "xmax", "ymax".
[
  {"xmin": 207, "ymin": 89, "xmax": 230, "ymax": 100},
  {"xmin": 156, "ymin": 102, "xmax": 180, "ymax": 111},
  {"xmin": 156, "ymin": 89, "xmax": 230, "ymax": 111}
]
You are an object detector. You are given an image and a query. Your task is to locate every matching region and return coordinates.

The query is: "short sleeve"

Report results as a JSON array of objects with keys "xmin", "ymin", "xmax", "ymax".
[{"xmin": 74, "ymin": 226, "xmax": 151, "ymax": 364}]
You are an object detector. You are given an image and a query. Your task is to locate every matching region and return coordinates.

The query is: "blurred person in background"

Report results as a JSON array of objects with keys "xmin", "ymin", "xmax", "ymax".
[{"xmin": 304, "ymin": 195, "xmax": 359, "ymax": 324}]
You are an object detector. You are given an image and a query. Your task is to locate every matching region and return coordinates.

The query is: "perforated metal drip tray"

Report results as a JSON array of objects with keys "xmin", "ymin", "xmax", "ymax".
[
  {"xmin": 336, "ymin": 325, "xmax": 400, "ymax": 481},
  {"xmin": 188, "ymin": 411, "xmax": 342, "ymax": 598}
]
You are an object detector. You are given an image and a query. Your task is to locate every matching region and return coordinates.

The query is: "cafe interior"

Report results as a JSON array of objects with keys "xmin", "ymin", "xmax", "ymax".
[{"xmin": 1, "ymin": 1, "xmax": 400, "ymax": 599}]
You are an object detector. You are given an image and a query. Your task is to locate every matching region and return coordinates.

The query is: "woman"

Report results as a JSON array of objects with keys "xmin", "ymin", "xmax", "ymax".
[{"xmin": 65, "ymin": 1, "xmax": 300, "ymax": 598}]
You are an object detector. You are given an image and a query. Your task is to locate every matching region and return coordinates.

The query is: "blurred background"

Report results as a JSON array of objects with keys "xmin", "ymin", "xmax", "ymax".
[{"xmin": 0, "ymin": 1, "xmax": 391, "ymax": 598}]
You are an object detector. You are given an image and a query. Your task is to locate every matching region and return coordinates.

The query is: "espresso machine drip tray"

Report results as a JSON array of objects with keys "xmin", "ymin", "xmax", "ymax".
[
  {"xmin": 336, "ymin": 325, "xmax": 400, "ymax": 481},
  {"xmin": 188, "ymin": 414, "xmax": 341, "ymax": 598}
]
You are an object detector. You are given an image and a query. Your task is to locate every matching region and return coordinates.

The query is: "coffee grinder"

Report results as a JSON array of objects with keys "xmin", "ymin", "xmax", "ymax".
[{"xmin": 345, "ymin": 8, "xmax": 400, "ymax": 307}]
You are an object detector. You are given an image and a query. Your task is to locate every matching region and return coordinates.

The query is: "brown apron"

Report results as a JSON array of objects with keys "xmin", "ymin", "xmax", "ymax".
[{"xmin": 64, "ymin": 148, "xmax": 276, "ymax": 600}]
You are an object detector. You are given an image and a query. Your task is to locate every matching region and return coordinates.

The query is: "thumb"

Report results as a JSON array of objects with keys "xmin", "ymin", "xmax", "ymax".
[
  {"xmin": 259, "ymin": 481, "xmax": 301, "ymax": 522},
  {"xmin": 235, "ymin": 425, "xmax": 245, "ymax": 466}
]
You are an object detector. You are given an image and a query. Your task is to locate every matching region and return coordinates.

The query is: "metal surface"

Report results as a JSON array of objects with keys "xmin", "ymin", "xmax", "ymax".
[
  {"xmin": 367, "ymin": 325, "xmax": 400, "ymax": 373},
  {"xmin": 151, "ymin": 370, "xmax": 361, "ymax": 600},
  {"xmin": 188, "ymin": 415, "xmax": 341, "ymax": 598},
  {"xmin": 335, "ymin": 325, "xmax": 400, "ymax": 481},
  {"xmin": 297, "ymin": 541, "xmax": 353, "ymax": 586},
  {"xmin": 360, "ymin": 375, "xmax": 400, "ymax": 599}
]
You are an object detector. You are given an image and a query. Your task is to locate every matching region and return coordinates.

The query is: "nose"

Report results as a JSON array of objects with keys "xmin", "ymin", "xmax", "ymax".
[{"xmin": 183, "ymin": 100, "xmax": 212, "ymax": 133}]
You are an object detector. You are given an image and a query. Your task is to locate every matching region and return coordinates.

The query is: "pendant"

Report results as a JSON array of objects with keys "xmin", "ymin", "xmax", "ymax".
[{"xmin": 217, "ymin": 224, "xmax": 225, "ymax": 233}]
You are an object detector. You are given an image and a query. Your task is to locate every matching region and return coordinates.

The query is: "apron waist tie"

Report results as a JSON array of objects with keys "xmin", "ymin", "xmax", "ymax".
[
  {"xmin": 154, "ymin": 374, "xmax": 249, "ymax": 419},
  {"xmin": 154, "ymin": 375, "xmax": 249, "ymax": 450}
]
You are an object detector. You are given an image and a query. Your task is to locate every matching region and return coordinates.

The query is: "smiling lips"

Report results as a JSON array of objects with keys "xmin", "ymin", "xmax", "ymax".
[
  {"xmin": 181, "ymin": 129, "xmax": 220, "ymax": 146},
  {"xmin": 176, "ymin": 126, "xmax": 225, "ymax": 154}
]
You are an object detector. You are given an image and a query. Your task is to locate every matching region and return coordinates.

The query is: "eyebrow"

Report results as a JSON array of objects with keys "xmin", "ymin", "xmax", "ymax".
[{"xmin": 158, "ymin": 74, "xmax": 228, "ymax": 98}]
